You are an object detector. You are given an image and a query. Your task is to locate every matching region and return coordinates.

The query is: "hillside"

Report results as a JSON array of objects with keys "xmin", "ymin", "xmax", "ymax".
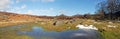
[{"xmin": 0, "ymin": 12, "xmax": 39, "ymax": 27}]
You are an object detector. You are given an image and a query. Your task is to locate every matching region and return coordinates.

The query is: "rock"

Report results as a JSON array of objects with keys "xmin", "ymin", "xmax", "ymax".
[
  {"xmin": 65, "ymin": 21, "xmax": 69, "ymax": 24},
  {"xmin": 53, "ymin": 20, "xmax": 64, "ymax": 26},
  {"xmin": 70, "ymin": 19, "xmax": 76, "ymax": 23},
  {"xmin": 53, "ymin": 21, "xmax": 57, "ymax": 25},
  {"xmin": 98, "ymin": 29, "xmax": 105, "ymax": 32}
]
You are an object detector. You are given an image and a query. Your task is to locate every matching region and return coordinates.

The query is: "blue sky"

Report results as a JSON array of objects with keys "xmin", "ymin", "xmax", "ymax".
[{"xmin": 0, "ymin": 0, "xmax": 104, "ymax": 16}]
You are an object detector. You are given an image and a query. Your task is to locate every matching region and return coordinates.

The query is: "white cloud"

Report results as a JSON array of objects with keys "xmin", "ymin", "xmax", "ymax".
[
  {"xmin": 15, "ymin": 0, "xmax": 55, "ymax": 3},
  {"xmin": 24, "ymin": 8, "xmax": 55, "ymax": 16},
  {"xmin": 59, "ymin": 10, "xmax": 68, "ymax": 14},
  {"xmin": 41, "ymin": 0, "xmax": 54, "ymax": 2},
  {"xmin": 0, "ymin": 0, "xmax": 12, "ymax": 11},
  {"xmin": 16, "ymin": 0, "xmax": 20, "ymax": 3},
  {"xmin": 39, "ymin": 8, "xmax": 54, "ymax": 13},
  {"xmin": 8, "ymin": 4, "xmax": 27, "ymax": 13},
  {"xmin": 21, "ymin": 4, "xmax": 27, "ymax": 9},
  {"xmin": 24, "ymin": 8, "xmax": 71, "ymax": 16},
  {"xmin": 31, "ymin": 0, "xmax": 55, "ymax": 2},
  {"xmin": 13, "ymin": 4, "xmax": 27, "ymax": 11},
  {"xmin": 26, "ymin": 10, "xmax": 33, "ymax": 15}
]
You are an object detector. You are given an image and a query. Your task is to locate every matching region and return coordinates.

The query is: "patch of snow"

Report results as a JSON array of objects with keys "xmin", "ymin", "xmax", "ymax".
[{"xmin": 76, "ymin": 24, "xmax": 98, "ymax": 30}]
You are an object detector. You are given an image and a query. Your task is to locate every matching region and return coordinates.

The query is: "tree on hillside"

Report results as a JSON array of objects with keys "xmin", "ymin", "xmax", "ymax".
[{"xmin": 96, "ymin": 0, "xmax": 120, "ymax": 20}]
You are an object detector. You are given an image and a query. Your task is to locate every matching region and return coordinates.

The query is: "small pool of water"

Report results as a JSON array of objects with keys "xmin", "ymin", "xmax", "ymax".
[
  {"xmin": 0, "ymin": 24, "xmax": 103, "ymax": 39},
  {"xmin": 18, "ymin": 26, "xmax": 102, "ymax": 39}
]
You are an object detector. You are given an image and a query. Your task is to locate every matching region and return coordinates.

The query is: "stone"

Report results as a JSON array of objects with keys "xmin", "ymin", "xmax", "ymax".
[{"xmin": 53, "ymin": 20, "xmax": 64, "ymax": 26}]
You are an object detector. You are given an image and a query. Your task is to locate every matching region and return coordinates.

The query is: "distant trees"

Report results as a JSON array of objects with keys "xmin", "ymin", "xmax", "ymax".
[{"xmin": 96, "ymin": 0, "xmax": 120, "ymax": 21}]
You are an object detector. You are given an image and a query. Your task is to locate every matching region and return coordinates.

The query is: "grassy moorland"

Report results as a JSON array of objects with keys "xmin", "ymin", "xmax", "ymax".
[
  {"xmin": 0, "ymin": 12, "xmax": 120, "ymax": 39},
  {"xmin": 0, "ymin": 12, "xmax": 39, "ymax": 27}
]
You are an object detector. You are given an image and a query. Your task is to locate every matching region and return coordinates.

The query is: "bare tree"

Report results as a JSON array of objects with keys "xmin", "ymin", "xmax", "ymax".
[{"xmin": 96, "ymin": 0, "xmax": 120, "ymax": 20}]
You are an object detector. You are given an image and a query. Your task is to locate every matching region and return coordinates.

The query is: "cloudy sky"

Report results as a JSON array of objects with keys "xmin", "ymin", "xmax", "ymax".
[{"xmin": 0, "ymin": 0, "xmax": 104, "ymax": 16}]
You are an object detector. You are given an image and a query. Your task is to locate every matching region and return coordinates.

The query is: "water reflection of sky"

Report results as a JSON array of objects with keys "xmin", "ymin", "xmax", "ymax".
[{"xmin": 18, "ymin": 26, "xmax": 102, "ymax": 39}]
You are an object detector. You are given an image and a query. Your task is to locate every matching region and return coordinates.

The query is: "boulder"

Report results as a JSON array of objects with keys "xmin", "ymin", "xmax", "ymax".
[{"xmin": 53, "ymin": 20, "xmax": 64, "ymax": 26}]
